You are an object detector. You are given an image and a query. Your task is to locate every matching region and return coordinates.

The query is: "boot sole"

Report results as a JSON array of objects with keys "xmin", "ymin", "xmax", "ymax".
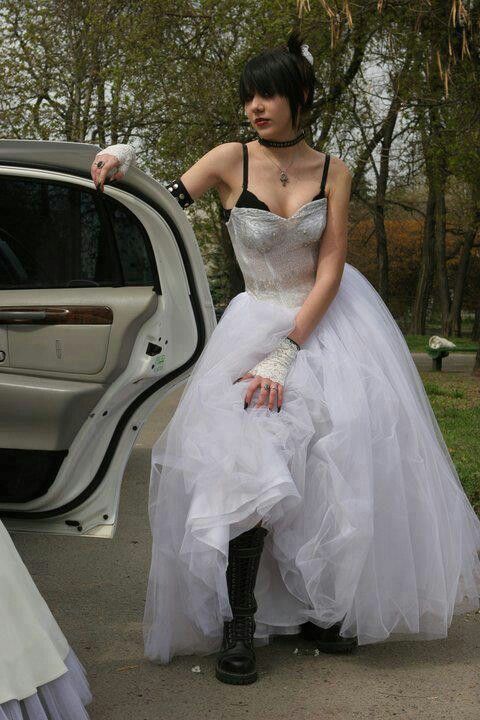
[
  {"xmin": 215, "ymin": 666, "xmax": 258, "ymax": 684},
  {"xmin": 301, "ymin": 626, "xmax": 358, "ymax": 654}
]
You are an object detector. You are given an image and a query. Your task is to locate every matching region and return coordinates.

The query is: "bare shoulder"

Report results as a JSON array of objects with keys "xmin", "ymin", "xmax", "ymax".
[
  {"xmin": 205, "ymin": 141, "xmax": 243, "ymax": 167},
  {"xmin": 206, "ymin": 142, "xmax": 243, "ymax": 193},
  {"xmin": 179, "ymin": 142, "xmax": 243, "ymax": 200},
  {"xmin": 307, "ymin": 148, "xmax": 351, "ymax": 188},
  {"xmin": 326, "ymin": 153, "xmax": 351, "ymax": 178},
  {"xmin": 324, "ymin": 153, "xmax": 351, "ymax": 201},
  {"xmin": 214, "ymin": 141, "xmax": 244, "ymax": 157},
  {"xmin": 196, "ymin": 141, "xmax": 242, "ymax": 183}
]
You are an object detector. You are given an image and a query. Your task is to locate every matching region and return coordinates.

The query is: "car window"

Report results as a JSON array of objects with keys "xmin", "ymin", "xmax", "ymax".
[
  {"xmin": 0, "ymin": 176, "xmax": 154, "ymax": 289},
  {"xmin": 103, "ymin": 195, "xmax": 154, "ymax": 286}
]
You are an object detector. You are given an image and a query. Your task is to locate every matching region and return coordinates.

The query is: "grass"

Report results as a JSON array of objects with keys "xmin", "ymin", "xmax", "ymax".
[
  {"xmin": 405, "ymin": 334, "xmax": 479, "ymax": 353},
  {"xmin": 419, "ymin": 370, "xmax": 480, "ymax": 515}
]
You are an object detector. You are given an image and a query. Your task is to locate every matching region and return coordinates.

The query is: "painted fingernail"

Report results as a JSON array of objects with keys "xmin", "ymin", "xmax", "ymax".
[
  {"xmin": 244, "ymin": 401, "xmax": 249, "ymax": 409},
  {"xmin": 277, "ymin": 406, "xmax": 281, "ymax": 412}
]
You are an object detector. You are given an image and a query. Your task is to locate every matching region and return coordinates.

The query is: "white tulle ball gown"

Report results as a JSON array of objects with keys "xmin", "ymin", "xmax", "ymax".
[
  {"xmin": 143, "ymin": 147, "xmax": 480, "ymax": 665},
  {"xmin": 0, "ymin": 520, "xmax": 92, "ymax": 719}
]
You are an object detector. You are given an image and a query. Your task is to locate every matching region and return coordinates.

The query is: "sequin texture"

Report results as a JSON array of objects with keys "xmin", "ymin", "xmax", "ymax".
[{"xmin": 225, "ymin": 198, "xmax": 328, "ymax": 308}]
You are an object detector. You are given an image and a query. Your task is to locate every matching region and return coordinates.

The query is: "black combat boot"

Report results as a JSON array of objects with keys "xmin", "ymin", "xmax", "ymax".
[
  {"xmin": 301, "ymin": 619, "xmax": 358, "ymax": 653},
  {"xmin": 215, "ymin": 525, "xmax": 268, "ymax": 685}
]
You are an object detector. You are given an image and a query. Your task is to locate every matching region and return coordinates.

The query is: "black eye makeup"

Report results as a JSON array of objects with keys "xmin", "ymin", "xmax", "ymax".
[{"xmin": 244, "ymin": 89, "xmax": 275, "ymax": 103}]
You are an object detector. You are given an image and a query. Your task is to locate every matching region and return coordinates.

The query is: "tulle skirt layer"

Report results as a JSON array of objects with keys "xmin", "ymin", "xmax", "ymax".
[
  {"xmin": 0, "ymin": 648, "xmax": 91, "ymax": 720},
  {"xmin": 0, "ymin": 520, "xmax": 92, "ymax": 717},
  {"xmin": 144, "ymin": 262, "xmax": 480, "ymax": 664}
]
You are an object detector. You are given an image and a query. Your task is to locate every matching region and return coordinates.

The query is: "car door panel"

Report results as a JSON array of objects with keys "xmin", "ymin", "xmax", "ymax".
[
  {"xmin": 3, "ymin": 305, "xmax": 113, "ymax": 374},
  {"xmin": 0, "ymin": 289, "xmax": 158, "ymax": 381},
  {"xmin": 0, "ymin": 372, "xmax": 104, "ymax": 450},
  {"xmin": 0, "ymin": 140, "xmax": 215, "ymax": 537}
]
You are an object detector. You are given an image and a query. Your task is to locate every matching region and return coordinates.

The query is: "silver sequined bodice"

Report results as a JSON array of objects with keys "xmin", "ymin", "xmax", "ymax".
[{"xmin": 225, "ymin": 198, "xmax": 328, "ymax": 308}]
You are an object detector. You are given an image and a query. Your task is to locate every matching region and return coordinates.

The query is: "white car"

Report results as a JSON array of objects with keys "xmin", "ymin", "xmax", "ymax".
[{"xmin": 0, "ymin": 139, "xmax": 216, "ymax": 538}]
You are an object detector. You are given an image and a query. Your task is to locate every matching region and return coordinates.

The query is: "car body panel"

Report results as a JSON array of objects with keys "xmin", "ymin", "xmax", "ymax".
[{"xmin": 0, "ymin": 140, "xmax": 216, "ymax": 537}]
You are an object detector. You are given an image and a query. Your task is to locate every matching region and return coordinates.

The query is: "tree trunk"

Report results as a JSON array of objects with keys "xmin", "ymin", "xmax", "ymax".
[
  {"xmin": 434, "ymin": 181, "xmax": 450, "ymax": 334},
  {"xmin": 472, "ymin": 306, "xmax": 480, "ymax": 341},
  {"xmin": 447, "ymin": 227, "xmax": 478, "ymax": 336},
  {"xmin": 374, "ymin": 105, "xmax": 397, "ymax": 303},
  {"xmin": 474, "ymin": 345, "xmax": 480, "ymax": 377},
  {"xmin": 410, "ymin": 187, "xmax": 436, "ymax": 334},
  {"xmin": 472, "ymin": 297, "xmax": 480, "ymax": 376}
]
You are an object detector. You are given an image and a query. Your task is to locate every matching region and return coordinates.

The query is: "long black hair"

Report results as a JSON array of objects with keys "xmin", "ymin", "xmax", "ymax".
[{"xmin": 239, "ymin": 29, "xmax": 315, "ymax": 131}]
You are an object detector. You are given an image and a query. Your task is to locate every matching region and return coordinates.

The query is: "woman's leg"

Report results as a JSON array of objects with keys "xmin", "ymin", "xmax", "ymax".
[{"xmin": 215, "ymin": 521, "xmax": 268, "ymax": 684}]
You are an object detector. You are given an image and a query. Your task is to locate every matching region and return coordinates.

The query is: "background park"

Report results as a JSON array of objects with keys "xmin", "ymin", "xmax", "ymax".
[
  {"xmin": 1, "ymin": 2, "xmax": 480, "ymax": 717},
  {"xmin": 1, "ymin": 0, "xmax": 478, "ymax": 513}
]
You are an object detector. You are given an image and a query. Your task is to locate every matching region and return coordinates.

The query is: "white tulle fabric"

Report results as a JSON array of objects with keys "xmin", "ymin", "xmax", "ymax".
[
  {"xmin": 0, "ymin": 649, "xmax": 91, "ymax": 720},
  {"xmin": 0, "ymin": 520, "xmax": 92, "ymax": 718},
  {"xmin": 144, "ymin": 200, "xmax": 480, "ymax": 664}
]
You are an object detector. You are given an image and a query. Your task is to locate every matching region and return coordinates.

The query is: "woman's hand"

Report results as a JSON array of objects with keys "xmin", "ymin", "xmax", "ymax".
[
  {"xmin": 90, "ymin": 154, "xmax": 124, "ymax": 192},
  {"xmin": 233, "ymin": 336, "xmax": 299, "ymax": 412},
  {"xmin": 90, "ymin": 143, "xmax": 136, "ymax": 192},
  {"xmin": 234, "ymin": 373, "xmax": 284, "ymax": 412}
]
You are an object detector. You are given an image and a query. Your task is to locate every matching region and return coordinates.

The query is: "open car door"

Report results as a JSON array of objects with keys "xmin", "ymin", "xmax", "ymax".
[{"xmin": 0, "ymin": 140, "xmax": 216, "ymax": 538}]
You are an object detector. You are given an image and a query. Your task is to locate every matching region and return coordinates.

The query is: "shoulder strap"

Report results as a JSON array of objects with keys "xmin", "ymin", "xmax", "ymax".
[
  {"xmin": 320, "ymin": 154, "xmax": 330, "ymax": 196},
  {"xmin": 242, "ymin": 142, "xmax": 248, "ymax": 191}
]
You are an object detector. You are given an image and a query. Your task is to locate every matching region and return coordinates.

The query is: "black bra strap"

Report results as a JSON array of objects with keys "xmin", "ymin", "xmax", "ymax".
[
  {"xmin": 242, "ymin": 142, "xmax": 248, "ymax": 191},
  {"xmin": 320, "ymin": 154, "xmax": 330, "ymax": 196}
]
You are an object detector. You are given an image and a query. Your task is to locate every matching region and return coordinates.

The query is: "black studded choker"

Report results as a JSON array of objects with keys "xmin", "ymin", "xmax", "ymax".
[{"xmin": 257, "ymin": 130, "xmax": 305, "ymax": 148}]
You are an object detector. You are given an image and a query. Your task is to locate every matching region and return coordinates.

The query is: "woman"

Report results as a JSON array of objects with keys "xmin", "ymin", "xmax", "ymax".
[
  {"xmin": 91, "ymin": 30, "xmax": 480, "ymax": 686},
  {"xmin": 0, "ymin": 519, "xmax": 92, "ymax": 718}
]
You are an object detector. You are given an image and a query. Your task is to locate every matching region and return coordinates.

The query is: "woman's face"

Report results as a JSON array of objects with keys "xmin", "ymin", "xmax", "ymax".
[{"xmin": 244, "ymin": 90, "xmax": 299, "ymax": 138}]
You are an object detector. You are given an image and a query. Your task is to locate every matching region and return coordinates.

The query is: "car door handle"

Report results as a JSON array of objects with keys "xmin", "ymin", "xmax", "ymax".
[
  {"xmin": 0, "ymin": 307, "xmax": 113, "ymax": 324},
  {"xmin": 0, "ymin": 310, "xmax": 47, "ymax": 321}
]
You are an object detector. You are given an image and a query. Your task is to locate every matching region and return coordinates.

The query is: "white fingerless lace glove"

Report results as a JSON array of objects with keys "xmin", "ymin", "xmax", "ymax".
[
  {"xmin": 96, "ymin": 143, "xmax": 136, "ymax": 175},
  {"xmin": 248, "ymin": 336, "xmax": 300, "ymax": 385}
]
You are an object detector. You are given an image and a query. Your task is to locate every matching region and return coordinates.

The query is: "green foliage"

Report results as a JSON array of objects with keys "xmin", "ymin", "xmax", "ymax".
[
  {"xmin": 421, "ymin": 371, "xmax": 480, "ymax": 514},
  {"xmin": 1, "ymin": 0, "xmax": 479, "ymax": 318}
]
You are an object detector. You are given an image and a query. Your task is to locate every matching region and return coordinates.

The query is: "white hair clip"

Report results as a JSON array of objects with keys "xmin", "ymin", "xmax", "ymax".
[{"xmin": 301, "ymin": 44, "xmax": 314, "ymax": 66}]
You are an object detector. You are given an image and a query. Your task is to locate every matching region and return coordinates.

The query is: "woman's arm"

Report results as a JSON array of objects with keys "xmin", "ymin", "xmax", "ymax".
[
  {"xmin": 163, "ymin": 144, "xmax": 229, "ymax": 208},
  {"xmin": 287, "ymin": 157, "xmax": 351, "ymax": 347},
  {"xmin": 169, "ymin": 144, "xmax": 232, "ymax": 203},
  {"xmin": 90, "ymin": 142, "xmax": 236, "ymax": 198}
]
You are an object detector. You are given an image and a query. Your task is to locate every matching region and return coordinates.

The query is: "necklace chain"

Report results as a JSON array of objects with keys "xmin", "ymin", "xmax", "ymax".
[{"xmin": 260, "ymin": 145, "xmax": 299, "ymax": 187}]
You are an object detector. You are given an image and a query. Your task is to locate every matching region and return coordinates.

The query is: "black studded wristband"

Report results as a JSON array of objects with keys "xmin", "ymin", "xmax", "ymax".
[{"xmin": 166, "ymin": 178, "xmax": 194, "ymax": 208}]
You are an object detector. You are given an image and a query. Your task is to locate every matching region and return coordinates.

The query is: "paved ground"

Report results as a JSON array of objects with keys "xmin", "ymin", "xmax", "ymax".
[
  {"xmin": 9, "ymin": 352, "xmax": 480, "ymax": 720},
  {"xmin": 411, "ymin": 352, "xmax": 476, "ymax": 373}
]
